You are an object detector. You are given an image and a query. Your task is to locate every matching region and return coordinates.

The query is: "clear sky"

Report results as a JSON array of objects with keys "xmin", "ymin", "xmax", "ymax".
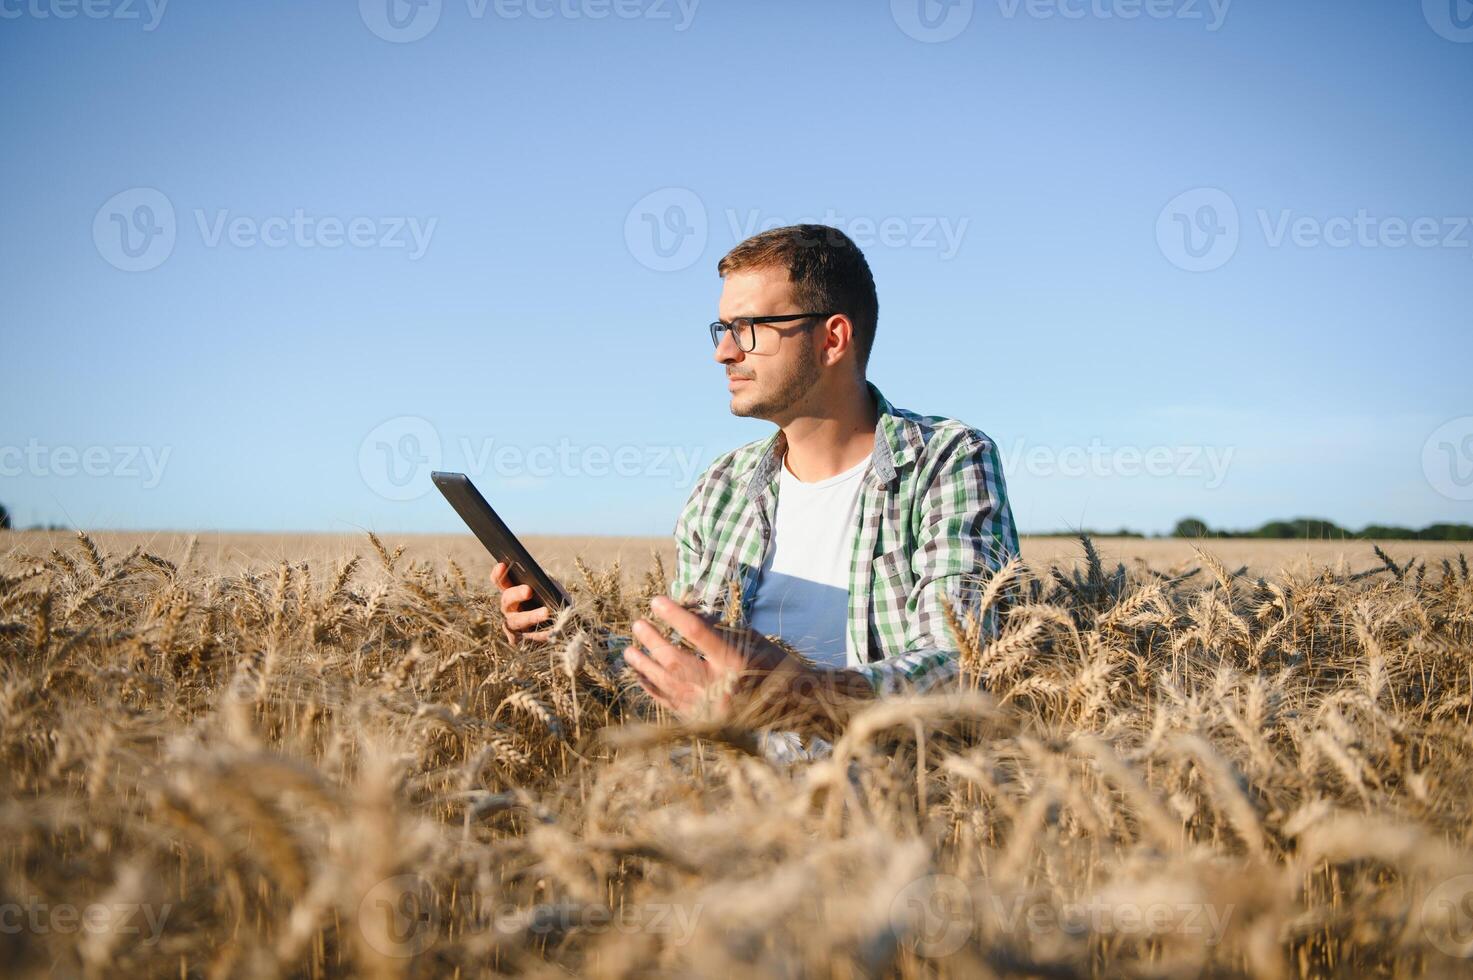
[{"xmin": 2, "ymin": 0, "xmax": 1470, "ymax": 537}]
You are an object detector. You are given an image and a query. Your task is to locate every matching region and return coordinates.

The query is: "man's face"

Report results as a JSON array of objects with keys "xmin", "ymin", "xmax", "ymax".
[{"xmin": 714, "ymin": 266, "xmax": 823, "ymax": 423}]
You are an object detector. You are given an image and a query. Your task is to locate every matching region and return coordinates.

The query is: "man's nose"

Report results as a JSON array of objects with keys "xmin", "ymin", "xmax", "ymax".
[{"xmin": 713, "ymin": 328, "xmax": 744, "ymax": 365}]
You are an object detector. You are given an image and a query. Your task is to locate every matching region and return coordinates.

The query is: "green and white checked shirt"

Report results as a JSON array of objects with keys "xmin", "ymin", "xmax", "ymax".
[{"xmin": 669, "ymin": 381, "xmax": 1019, "ymax": 695}]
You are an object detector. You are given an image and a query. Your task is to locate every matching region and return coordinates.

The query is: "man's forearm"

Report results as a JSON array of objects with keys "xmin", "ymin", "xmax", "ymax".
[{"xmin": 848, "ymin": 647, "xmax": 959, "ymax": 697}]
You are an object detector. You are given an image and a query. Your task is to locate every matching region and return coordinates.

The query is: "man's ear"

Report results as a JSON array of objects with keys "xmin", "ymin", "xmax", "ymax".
[{"xmin": 820, "ymin": 314, "xmax": 854, "ymax": 368}]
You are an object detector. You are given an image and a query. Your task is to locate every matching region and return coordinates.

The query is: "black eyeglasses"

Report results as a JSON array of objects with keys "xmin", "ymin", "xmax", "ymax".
[{"xmin": 708, "ymin": 313, "xmax": 833, "ymax": 352}]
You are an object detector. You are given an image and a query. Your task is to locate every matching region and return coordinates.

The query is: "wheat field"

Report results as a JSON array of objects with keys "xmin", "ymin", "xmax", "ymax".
[{"xmin": 1, "ymin": 530, "xmax": 1471, "ymax": 978}]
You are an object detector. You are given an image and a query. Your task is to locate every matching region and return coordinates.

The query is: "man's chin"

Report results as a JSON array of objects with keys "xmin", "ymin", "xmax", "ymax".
[{"xmin": 729, "ymin": 391, "xmax": 764, "ymax": 419}]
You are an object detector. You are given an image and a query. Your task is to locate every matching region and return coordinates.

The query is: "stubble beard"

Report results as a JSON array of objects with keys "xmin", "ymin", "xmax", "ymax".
[{"xmin": 729, "ymin": 345, "xmax": 822, "ymax": 421}]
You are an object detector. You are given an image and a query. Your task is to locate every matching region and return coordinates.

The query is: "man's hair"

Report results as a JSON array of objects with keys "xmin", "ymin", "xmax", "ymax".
[{"xmin": 716, "ymin": 224, "xmax": 879, "ymax": 372}]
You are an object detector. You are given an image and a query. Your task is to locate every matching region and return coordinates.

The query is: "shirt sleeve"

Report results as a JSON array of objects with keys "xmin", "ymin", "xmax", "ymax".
[
  {"xmin": 667, "ymin": 463, "xmax": 711, "ymax": 605},
  {"xmin": 848, "ymin": 433, "xmax": 1019, "ymax": 696}
]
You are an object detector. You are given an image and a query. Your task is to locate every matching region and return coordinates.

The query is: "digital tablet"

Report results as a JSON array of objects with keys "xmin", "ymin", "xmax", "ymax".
[{"xmin": 431, "ymin": 471, "xmax": 569, "ymax": 611}]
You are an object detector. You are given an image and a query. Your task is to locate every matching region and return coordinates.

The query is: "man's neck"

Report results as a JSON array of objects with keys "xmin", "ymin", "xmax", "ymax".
[{"xmin": 779, "ymin": 379, "xmax": 879, "ymax": 483}]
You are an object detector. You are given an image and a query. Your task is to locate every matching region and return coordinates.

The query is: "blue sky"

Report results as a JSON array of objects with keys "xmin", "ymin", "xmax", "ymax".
[{"xmin": 2, "ymin": 0, "xmax": 1470, "ymax": 536}]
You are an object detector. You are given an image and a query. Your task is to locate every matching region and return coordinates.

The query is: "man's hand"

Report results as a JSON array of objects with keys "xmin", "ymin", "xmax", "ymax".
[
  {"xmin": 623, "ymin": 596, "xmax": 872, "ymax": 733},
  {"xmin": 492, "ymin": 561, "xmax": 555, "ymax": 646}
]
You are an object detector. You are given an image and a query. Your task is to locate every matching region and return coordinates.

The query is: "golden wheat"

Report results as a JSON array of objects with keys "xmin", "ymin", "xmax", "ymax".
[{"xmin": 0, "ymin": 532, "xmax": 1470, "ymax": 977}]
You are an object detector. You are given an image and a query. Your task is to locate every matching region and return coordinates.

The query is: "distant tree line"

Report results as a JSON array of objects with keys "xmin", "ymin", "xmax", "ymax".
[
  {"xmin": 0, "ymin": 503, "xmax": 63, "ymax": 531},
  {"xmin": 1029, "ymin": 527, "xmax": 1146, "ymax": 538},
  {"xmin": 1171, "ymin": 517, "xmax": 1473, "ymax": 541},
  {"xmin": 1032, "ymin": 517, "xmax": 1473, "ymax": 541}
]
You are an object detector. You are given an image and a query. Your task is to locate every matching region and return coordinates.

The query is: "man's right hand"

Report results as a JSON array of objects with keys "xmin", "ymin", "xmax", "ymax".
[{"xmin": 492, "ymin": 561, "xmax": 555, "ymax": 645}]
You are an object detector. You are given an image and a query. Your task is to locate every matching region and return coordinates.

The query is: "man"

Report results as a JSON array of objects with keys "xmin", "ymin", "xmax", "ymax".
[{"xmin": 496, "ymin": 224, "xmax": 1018, "ymax": 739}]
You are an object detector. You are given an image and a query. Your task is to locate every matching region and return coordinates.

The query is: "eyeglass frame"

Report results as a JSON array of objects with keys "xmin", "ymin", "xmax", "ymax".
[{"xmin": 708, "ymin": 312, "xmax": 835, "ymax": 352}]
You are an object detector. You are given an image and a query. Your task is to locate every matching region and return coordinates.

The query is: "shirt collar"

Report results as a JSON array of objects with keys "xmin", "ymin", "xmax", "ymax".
[{"xmin": 743, "ymin": 380, "xmax": 915, "ymax": 502}]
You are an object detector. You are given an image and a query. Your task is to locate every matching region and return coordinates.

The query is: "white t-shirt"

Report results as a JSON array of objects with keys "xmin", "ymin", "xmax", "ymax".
[{"xmin": 747, "ymin": 451, "xmax": 870, "ymax": 669}]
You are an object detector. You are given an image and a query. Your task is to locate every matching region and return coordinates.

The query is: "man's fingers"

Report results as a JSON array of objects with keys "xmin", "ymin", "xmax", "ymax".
[
  {"xmin": 491, "ymin": 564, "xmax": 533, "ymax": 614},
  {"xmin": 505, "ymin": 605, "xmax": 551, "ymax": 629},
  {"xmin": 630, "ymin": 663, "xmax": 677, "ymax": 711},
  {"xmin": 502, "ymin": 623, "xmax": 553, "ymax": 646},
  {"xmin": 500, "ymin": 582, "xmax": 536, "ymax": 613},
  {"xmin": 631, "ymin": 619, "xmax": 712, "ymax": 684},
  {"xmin": 648, "ymin": 596, "xmax": 745, "ymax": 668},
  {"xmin": 623, "ymin": 643, "xmax": 682, "ymax": 709}
]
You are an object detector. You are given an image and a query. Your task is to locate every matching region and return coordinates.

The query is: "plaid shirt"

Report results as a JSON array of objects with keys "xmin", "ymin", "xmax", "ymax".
[{"xmin": 668, "ymin": 381, "xmax": 1019, "ymax": 695}]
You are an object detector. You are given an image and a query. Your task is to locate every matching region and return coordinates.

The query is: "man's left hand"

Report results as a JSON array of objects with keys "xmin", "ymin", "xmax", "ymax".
[{"xmin": 623, "ymin": 595, "xmax": 811, "ymax": 719}]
